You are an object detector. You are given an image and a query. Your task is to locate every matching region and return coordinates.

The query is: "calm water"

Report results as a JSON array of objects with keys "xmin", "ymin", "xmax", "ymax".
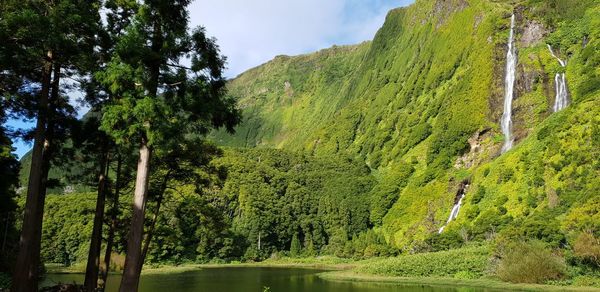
[{"xmin": 43, "ymin": 267, "xmax": 492, "ymax": 292}]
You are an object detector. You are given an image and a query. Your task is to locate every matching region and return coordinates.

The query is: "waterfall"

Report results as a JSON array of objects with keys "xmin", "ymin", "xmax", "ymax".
[
  {"xmin": 547, "ymin": 44, "xmax": 569, "ymax": 112},
  {"xmin": 501, "ymin": 14, "xmax": 517, "ymax": 153},
  {"xmin": 438, "ymin": 184, "xmax": 469, "ymax": 234}
]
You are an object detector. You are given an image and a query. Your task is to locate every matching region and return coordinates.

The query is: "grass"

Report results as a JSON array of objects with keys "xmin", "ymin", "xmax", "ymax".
[
  {"xmin": 45, "ymin": 256, "xmax": 360, "ymax": 275},
  {"xmin": 318, "ymin": 271, "xmax": 600, "ymax": 292}
]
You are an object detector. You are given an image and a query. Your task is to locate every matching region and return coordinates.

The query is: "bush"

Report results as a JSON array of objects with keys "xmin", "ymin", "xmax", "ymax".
[
  {"xmin": 573, "ymin": 232, "xmax": 600, "ymax": 267},
  {"xmin": 496, "ymin": 241, "xmax": 566, "ymax": 284},
  {"xmin": 289, "ymin": 234, "xmax": 302, "ymax": 257},
  {"xmin": 422, "ymin": 230, "xmax": 464, "ymax": 252},
  {"xmin": 470, "ymin": 186, "xmax": 485, "ymax": 204},
  {"xmin": 360, "ymin": 245, "xmax": 490, "ymax": 278}
]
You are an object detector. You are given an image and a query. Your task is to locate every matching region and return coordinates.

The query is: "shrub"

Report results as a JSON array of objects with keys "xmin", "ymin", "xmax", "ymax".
[
  {"xmin": 423, "ymin": 230, "xmax": 464, "ymax": 252},
  {"xmin": 360, "ymin": 245, "xmax": 490, "ymax": 278},
  {"xmin": 289, "ymin": 234, "xmax": 302, "ymax": 257},
  {"xmin": 470, "ymin": 186, "xmax": 485, "ymax": 204},
  {"xmin": 572, "ymin": 275, "xmax": 600, "ymax": 288},
  {"xmin": 496, "ymin": 241, "xmax": 566, "ymax": 284},
  {"xmin": 471, "ymin": 209, "xmax": 512, "ymax": 240},
  {"xmin": 453, "ymin": 270, "xmax": 479, "ymax": 280},
  {"xmin": 573, "ymin": 232, "xmax": 600, "ymax": 267}
]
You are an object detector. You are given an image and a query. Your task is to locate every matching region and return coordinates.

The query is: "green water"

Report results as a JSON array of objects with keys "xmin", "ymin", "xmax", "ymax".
[{"xmin": 44, "ymin": 267, "xmax": 490, "ymax": 292}]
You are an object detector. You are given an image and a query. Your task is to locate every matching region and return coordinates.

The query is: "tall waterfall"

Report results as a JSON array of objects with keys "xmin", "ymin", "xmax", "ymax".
[
  {"xmin": 438, "ymin": 184, "xmax": 469, "ymax": 234},
  {"xmin": 547, "ymin": 44, "xmax": 569, "ymax": 112},
  {"xmin": 501, "ymin": 14, "xmax": 517, "ymax": 153}
]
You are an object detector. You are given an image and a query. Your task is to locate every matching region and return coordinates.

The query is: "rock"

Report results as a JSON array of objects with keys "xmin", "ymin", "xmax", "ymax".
[
  {"xmin": 521, "ymin": 20, "xmax": 547, "ymax": 47},
  {"xmin": 431, "ymin": 0, "xmax": 469, "ymax": 29},
  {"xmin": 454, "ymin": 129, "xmax": 491, "ymax": 169},
  {"xmin": 284, "ymin": 81, "xmax": 293, "ymax": 97}
]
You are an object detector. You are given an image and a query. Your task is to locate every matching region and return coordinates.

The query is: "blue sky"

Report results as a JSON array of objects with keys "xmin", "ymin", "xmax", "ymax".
[{"xmin": 5, "ymin": 0, "xmax": 414, "ymax": 159}]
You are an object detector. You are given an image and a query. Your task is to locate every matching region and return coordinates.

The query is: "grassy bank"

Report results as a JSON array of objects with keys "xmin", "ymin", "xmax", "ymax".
[
  {"xmin": 45, "ymin": 255, "xmax": 360, "ymax": 275},
  {"xmin": 319, "ymin": 271, "xmax": 600, "ymax": 292},
  {"xmin": 45, "ymin": 246, "xmax": 600, "ymax": 291}
]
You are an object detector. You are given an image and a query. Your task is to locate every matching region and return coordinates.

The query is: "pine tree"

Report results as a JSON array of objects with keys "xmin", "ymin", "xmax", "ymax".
[
  {"xmin": 97, "ymin": 1, "xmax": 239, "ymax": 290},
  {"xmin": 290, "ymin": 233, "xmax": 302, "ymax": 257},
  {"xmin": 0, "ymin": 1, "xmax": 101, "ymax": 289}
]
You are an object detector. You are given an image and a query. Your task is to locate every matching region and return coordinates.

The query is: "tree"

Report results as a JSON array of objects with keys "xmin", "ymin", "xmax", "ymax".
[
  {"xmin": 79, "ymin": 2, "xmax": 139, "ymax": 289},
  {"xmin": 97, "ymin": 1, "xmax": 239, "ymax": 290},
  {"xmin": 140, "ymin": 140, "xmax": 222, "ymax": 266},
  {"xmin": 290, "ymin": 233, "xmax": 301, "ymax": 257},
  {"xmin": 71, "ymin": 112, "xmax": 114, "ymax": 291},
  {"xmin": 0, "ymin": 1, "xmax": 100, "ymax": 289},
  {"xmin": 0, "ymin": 107, "xmax": 19, "ymax": 281}
]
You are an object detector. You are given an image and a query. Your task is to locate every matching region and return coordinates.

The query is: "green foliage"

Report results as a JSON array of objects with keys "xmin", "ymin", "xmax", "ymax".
[
  {"xmin": 360, "ymin": 245, "xmax": 490, "ymax": 278},
  {"xmin": 97, "ymin": 0, "xmax": 240, "ymax": 149},
  {"xmin": 459, "ymin": 98, "xmax": 600, "ymax": 248},
  {"xmin": 38, "ymin": 193, "xmax": 97, "ymax": 265},
  {"xmin": 147, "ymin": 188, "xmax": 244, "ymax": 264},
  {"xmin": 212, "ymin": 0, "xmax": 507, "ymax": 247},
  {"xmin": 498, "ymin": 210, "xmax": 566, "ymax": 248},
  {"xmin": 208, "ymin": 0, "xmax": 600, "ymax": 252},
  {"xmin": 572, "ymin": 232, "xmax": 600, "ymax": 268},
  {"xmin": 470, "ymin": 187, "xmax": 485, "ymax": 205},
  {"xmin": 470, "ymin": 209, "xmax": 512, "ymax": 240},
  {"xmin": 495, "ymin": 241, "xmax": 567, "ymax": 284},
  {"xmin": 213, "ymin": 148, "xmax": 375, "ymax": 259},
  {"xmin": 421, "ymin": 230, "xmax": 465, "ymax": 252},
  {"xmin": 36, "ymin": 148, "xmax": 379, "ymax": 264},
  {"xmin": 289, "ymin": 234, "xmax": 301, "ymax": 257},
  {"xmin": 564, "ymin": 195, "xmax": 600, "ymax": 237},
  {"xmin": 14, "ymin": 2, "xmax": 600, "ymax": 287},
  {"xmin": 369, "ymin": 163, "xmax": 414, "ymax": 226}
]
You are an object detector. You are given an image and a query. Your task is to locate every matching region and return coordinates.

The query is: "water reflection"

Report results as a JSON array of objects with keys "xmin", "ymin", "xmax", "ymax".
[{"xmin": 44, "ymin": 267, "xmax": 492, "ymax": 292}]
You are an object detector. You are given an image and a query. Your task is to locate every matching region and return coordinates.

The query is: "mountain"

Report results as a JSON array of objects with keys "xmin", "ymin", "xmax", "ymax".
[
  {"xmin": 17, "ymin": 0, "xmax": 600, "ymax": 255},
  {"xmin": 212, "ymin": 0, "xmax": 600, "ymax": 249}
]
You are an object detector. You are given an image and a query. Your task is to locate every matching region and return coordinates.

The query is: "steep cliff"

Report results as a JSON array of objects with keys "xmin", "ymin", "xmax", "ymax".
[{"xmin": 214, "ymin": 0, "xmax": 600, "ymax": 249}]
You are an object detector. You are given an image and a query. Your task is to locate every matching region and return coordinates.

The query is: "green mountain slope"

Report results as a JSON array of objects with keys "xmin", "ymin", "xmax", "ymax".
[{"xmin": 214, "ymin": 0, "xmax": 600, "ymax": 249}]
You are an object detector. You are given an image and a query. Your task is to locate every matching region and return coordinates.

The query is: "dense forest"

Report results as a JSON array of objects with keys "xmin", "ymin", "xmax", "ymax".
[{"xmin": 1, "ymin": 0, "xmax": 599, "ymax": 291}]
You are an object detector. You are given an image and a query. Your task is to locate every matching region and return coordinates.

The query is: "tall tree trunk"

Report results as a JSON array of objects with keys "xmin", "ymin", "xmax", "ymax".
[
  {"xmin": 139, "ymin": 172, "xmax": 169, "ymax": 269},
  {"xmin": 101, "ymin": 155, "xmax": 122, "ymax": 290},
  {"xmin": 12, "ymin": 52, "xmax": 53, "ymax": 292},
  {"xmin": 119, "ymin": 19, "xmax": 161, "ymax": 292},
  {"xmin": 1, "ymin": 213, "xmax": 9, "ymax": 252},
  {"xmin": 119, "ymin": 141, "xmax": 152, "ymax": 292},
  {"xmin": 84, "ymin": 150, "xmax": 110, "ymax": 291},
  {"xmin": 33, "ymin": 60, "xmax": 60, "ymax": 285}
]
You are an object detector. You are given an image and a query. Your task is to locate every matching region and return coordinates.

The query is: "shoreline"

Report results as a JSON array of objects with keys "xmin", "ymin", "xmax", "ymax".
[
  {"xmin": 45, "ymin": 261, "xmax": 354, "ymax": 275},
  {"xmin": 46, "ymin": 261, "xmax": 600, "ymax": 291},
  {"xmin": 318, "ymin": 270, "xmax": 600, "ymax": 292}
]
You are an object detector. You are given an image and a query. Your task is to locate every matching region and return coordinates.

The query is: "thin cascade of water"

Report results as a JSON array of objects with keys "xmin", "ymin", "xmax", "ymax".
[
  {"xmin": 547, "ymin": 44, "xmax": 569, "ymax": 112},
  {"xmin": 501, "ymin": 14, "xmax": 517, "ymax": 153},
  {"xmin": 438, "ymin": 184, "xmax": 469, "ymax": 234}
]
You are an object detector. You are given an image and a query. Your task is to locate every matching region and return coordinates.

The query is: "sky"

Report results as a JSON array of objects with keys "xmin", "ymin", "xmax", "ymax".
[{"xmin": 5, "ymin": 0, "xmax": 414, "ymax": 159}]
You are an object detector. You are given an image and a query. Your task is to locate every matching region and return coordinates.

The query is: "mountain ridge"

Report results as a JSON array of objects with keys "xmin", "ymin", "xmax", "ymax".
[{"xmin": 213, "ymin": 0, "xmax": 600, "ymax": 249}]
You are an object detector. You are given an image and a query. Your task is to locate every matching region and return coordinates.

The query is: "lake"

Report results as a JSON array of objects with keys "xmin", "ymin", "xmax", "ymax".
[{"xmin": 43, "ymin": 267, "xmax": 491, "ymax": 292}]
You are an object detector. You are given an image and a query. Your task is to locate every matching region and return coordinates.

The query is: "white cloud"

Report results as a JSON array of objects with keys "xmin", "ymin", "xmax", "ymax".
[{"xmin": 189, "ymin": 0, "xmax": 413, "ymax": 77}]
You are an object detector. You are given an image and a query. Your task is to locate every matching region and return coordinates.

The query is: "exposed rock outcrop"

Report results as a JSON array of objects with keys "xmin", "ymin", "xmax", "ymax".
[{"xmin": 520, "ymin": 20, "xmax": 547, "ymax": 47}]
